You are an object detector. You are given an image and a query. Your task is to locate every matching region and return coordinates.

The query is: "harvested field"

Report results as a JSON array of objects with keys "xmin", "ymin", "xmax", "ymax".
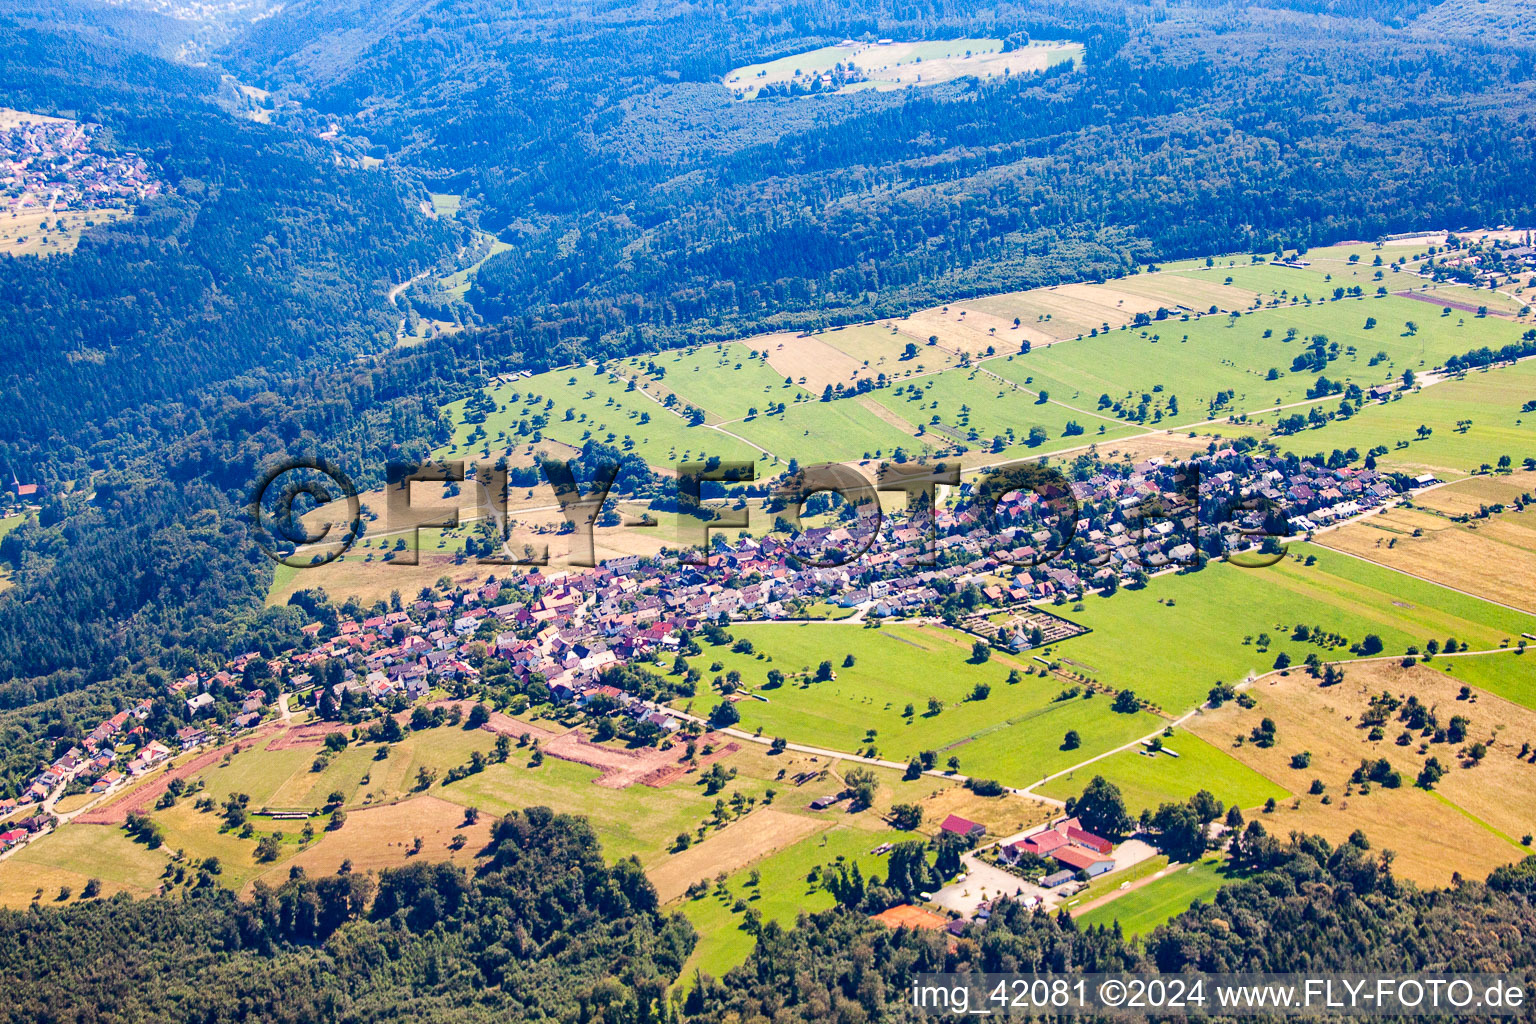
[
  {"xmin": 245, "ymin": 795, "xmax": 493, "ymax": 893},
  {"xmin": 646, "ymin": 807, "xmax": 827, "ymax": 902},
  {"xmin": 763, "ymin": 333, "xmax": 867, "ymax": 393},
  {"xmin": 1316, "ymin": 475, "xmax": 1536, "ymax": 613},
  {"xmin": 1187, "ymin": 658, "xmax": 1536, "ymax": 885}
]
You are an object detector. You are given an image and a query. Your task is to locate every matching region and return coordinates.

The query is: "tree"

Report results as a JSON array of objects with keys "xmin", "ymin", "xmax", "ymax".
[
  {"xmin": 707, "ymin": 701, "xmax": 739, "ymax": 728},
  {"xmin": 467, "ymin": 703, "xmax": 490, "ymax": 728},
  {"xmin": 255, "ymin": 835, "xmax": 282, "ymax": 862},
  {"xmin": 970, "ymin": 641, "xmax": 991, "ymax": 663},
  {"xmin": 1061, "ymin": 729, "xmax": 1081, "ymax": 750},
  {"xmin": 889, "ymin": 803, "xmax": 923, "ymax": 830},
  {"xmin": 1417, "ymin": 757, "xmax": 1446, "ymax": 789},
  {"xmin": 1066, "ymin": 776, "xmax": 1132, "ymax": 839},
  {"xmin": 1152, "ymin": 801, "xmax": 1206, "ymax": 861},
  {"xmin": 904, "ymin": 757, "xmax": 923, "ymax": 780},
  {"xmin": 1112, "ymin": 690, "xmax": 1140, "ymax": 713},
  {"xmin": 843, "ymin": 767, "xmax": 878, "ymax": 809}
]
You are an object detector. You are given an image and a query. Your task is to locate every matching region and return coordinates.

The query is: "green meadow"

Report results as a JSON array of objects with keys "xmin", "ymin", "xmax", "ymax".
[
  {"xmin": 983, "ymin": 292, "xmax": 1530, "ymax": 428},
  {"xmin": 731, "ymin": 397, "xmax": 931, "ymax": 465},
  {"xmin": 870, "ymin": 365, "xmax": 1134, "ymax": 456},
  {"xmin": 1035, "ymin": 730, "xmax": 1288, "ymax": 812},
  {"xmin": 442, "ymin": 366, "xmax": 762, "ymax": 466},
  {"xmin": 622, "ymin": 342, "xmax": 808, "ymax": 424},
  {"xmin": 1074, "ymin": 856, "xmax": 1236, "ymax": 937},
  {"xmin": 1049, "ymin": 544, "xmax": 1536, "ymax": 712},
  {"xmin": 675, "ymin": 820, "xmax": 906, "ymax": 981},
  {"xmin": 1274, "ymin": 360, "xmax": 1536, "ymax": 478},
  {"xmin": 671, "ymin": 622, "xmax": 1162, "ymax": 786}
]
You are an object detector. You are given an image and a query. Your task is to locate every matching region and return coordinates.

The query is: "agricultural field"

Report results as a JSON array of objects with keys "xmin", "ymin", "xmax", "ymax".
[
  {"xmin": 724, "ymin": 38, "xmax": 1081, "ymax": 100},
  {"xmin": 1074, "ymin": 856, "xmax": 1236, "ymax": 937},
  {"xmin": 1049, "ymin": 543, "xmax": 1536, "ymax": 712},
  {"xmin": 1188, "ymin": 657, "xmax": 1536, "ymax": 886},
  {"xmin": 1274, "ymin": 360, "xmax": 1536, "ymax": 479},
  {"xmin": 1315, "ymin": 472, "xmax": 1536, "ymax": 612},
  {"xmin": 1035, "ymin": 730, "xmax": 1289, "ymax": 814},
  {"xmin": 668, "ymin": 621, "xmax": 1163, "ymax": 786},
  {"xmin": 984, "ymin": 292, "xmax": 1528, "ymax": 430},
  {"xmin": 1, "ymin": 207, "xmax": 128, "ymax": 257},
  {"xmin": 0, "ymin": 825, "xmax": 169, "ymax": 908},
  {"xmin": 869, "ymin": 364, "xmax": 1135, "ymax": 457},
  {"xmin": 442, "ymin": 364, "xmax": 764, "ymax": 468}
]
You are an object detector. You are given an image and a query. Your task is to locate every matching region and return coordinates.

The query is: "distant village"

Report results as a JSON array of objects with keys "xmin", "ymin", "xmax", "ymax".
[
  {"xmin": 0, "ymin": 112, "xmax": 161, "ymax": 218},
  {"xmin": 0, "ymin": 437, "xmax": 1427, "ymax": 857}
]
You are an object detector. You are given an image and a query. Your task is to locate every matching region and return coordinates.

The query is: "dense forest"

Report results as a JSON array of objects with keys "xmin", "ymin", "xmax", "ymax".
[
  {"xmin": 221, "ymin": 0, "xmax": 1536, "ymax": 362},
  {"xmin": 0, "ymin": 811, "xmax": 1532, "ymax": 1023}
]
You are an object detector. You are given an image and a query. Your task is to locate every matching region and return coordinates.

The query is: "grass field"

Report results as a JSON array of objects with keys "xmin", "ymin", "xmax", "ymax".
[
  {"xmin": 1, "ymin": 207, "xmax": 127, "ymax": 257},
  {"xmin": 443, "ymin": 366, "xmax": 763, "ymax": 467},
  {"xmin": 1049, "ymin": 544, "xmax": 1536, "ymax": 712},
  {"xmin": 622, "ymin": 343, "xmax": 808, "ymax": 423},
  {"xmin": 1421, "ymin": 650, "xmax": 1536, "ymax": 712},
  {"xmin": 982, "ymin": 293, "xmax": 1528, "ymax": 431},
  {"xmin": 869, "ymin": 365, "xmax": 1134, "ymax": 456},
  {"xmin": 670, "ymin": 622, "xmax": 1162, "ymax": 786},
  {"xmin": 0, "ymin": 825, "xmax": 168, "ymax": 907},
  {"xmin": 1275, "ymin": 360, "xmax": 1536, "ymax": 478},
  {"xmin": 1074, "ymin": 857, "xmax": 1235, "ymax": 936},
  {"xmin": 1036, "ymin": 730, "xmax": 1289, "ymax": 813},
  {"xmin": 724, "ymin": 38, "xmax": 1080, "ymax": 100}
]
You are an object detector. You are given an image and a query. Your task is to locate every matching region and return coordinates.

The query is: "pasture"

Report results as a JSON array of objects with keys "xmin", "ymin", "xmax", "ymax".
[
  {"xmin": 669, "ymin": 622, "xmax": 1163, "ymax": 786},
  {"xmin": 1051, "ymin": 544, "xmax": 1536, "ymax": 712},
  {"xmin": 1275, "ymin": 360, "xmax": 1536, "ymax": 478},
  {"xmin": 1036, "ymin": 730, "xmax": 1288, "ymax": 814}
]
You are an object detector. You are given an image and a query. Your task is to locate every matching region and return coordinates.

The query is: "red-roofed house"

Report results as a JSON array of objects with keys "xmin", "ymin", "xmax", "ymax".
[
  {"xmin": 939, "ymin": 814, "xmax": 986, "ymax": 839},
  {"xmin": 1065, "ymin": 824, "xmax": 1112, "ymax": 855},
  {"xmin": 1052, "ymin": 844, "xmax": 1113, "ymax": 876}
]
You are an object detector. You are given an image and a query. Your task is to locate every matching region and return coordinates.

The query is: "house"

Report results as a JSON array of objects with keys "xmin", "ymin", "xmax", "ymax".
[
  {"xmin": 1065, "ymin": 823, "xmax": 1113, "ymax": 855},
  {"xmin": 809, "ymin": 794, "xmax": 845, "ymax": 811},
  {"xmin": 185, "ymin": 692, "xmax": 214, "ymax": 715},
  {"xmin": 938, "ymin": 814, "xmax": 986, "ymax": 839},
  {"xmin": 1052, "ymin": 844, "xmax": 1114, "ymax": 876},
  {"xmin": 175, "ymin": 726, "xmax": 208, "ymax": 751},
  {"xmin": 1006, "ymin": 828, "xmax": 1066, "ymax": 860},
  {"xmin": 1041, "ymin": 869, "xmax": 1077, "ymax": 888}
]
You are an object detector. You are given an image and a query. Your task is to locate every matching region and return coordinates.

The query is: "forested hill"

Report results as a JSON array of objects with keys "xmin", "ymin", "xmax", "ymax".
[
  {"xmin": 219, "ymin": 0, "xmax": 1536, "ymax": 361},
  {"xmin": 0, "ymin": 19, "xmax": 464, "ymax": 475},
  {"xmin": 0, "ymin": 809, "xmax": 696, "ymax": 1024},
  {"xmin": 0, "ymin": 813, "xmax": 1532, "ymax": 1023}
]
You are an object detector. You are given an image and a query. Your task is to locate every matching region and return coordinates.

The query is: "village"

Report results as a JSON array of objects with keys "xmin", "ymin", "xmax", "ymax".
[{"xmin": 0, "ymin": 438, "xmax": 1420, "ymax": 873}]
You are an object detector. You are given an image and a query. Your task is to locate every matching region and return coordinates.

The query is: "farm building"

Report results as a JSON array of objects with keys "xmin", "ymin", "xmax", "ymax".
[
  {"xmin": 1052, "ymin": 844, "xmax": 1114, "ymax": 877},
  {"xmin": 939, "ymin": 813, "xmax": 986, "ymax": 839}
]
